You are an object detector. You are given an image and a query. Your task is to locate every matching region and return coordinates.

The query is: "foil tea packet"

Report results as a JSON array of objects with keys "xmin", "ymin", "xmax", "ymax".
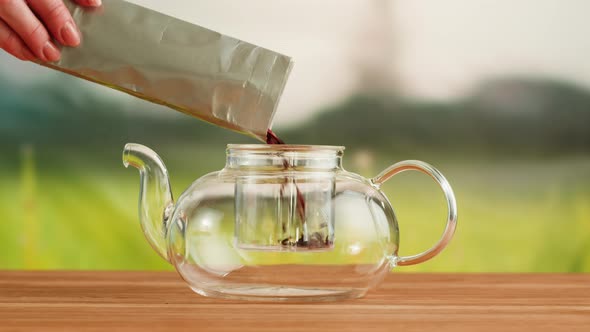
[{"xmin": 40, "ymin": 0, "xmax": 293, "ymax": 140}]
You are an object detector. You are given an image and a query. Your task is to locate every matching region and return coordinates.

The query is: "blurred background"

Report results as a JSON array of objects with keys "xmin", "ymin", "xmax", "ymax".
[{"xmin": 0, "ymin": 0, "xmax": 589, "ymax": 272}]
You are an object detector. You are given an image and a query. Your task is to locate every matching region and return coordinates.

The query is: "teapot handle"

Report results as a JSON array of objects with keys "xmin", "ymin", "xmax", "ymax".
[{"xmin": 371, "ymin": 160, "xmax": 457, "ymax": 266}]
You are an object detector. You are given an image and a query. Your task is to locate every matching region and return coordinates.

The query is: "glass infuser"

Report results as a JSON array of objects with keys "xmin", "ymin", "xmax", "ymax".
[{"xmin": 123, "ymin": 143, "xmax": 457, "ymax": 301}]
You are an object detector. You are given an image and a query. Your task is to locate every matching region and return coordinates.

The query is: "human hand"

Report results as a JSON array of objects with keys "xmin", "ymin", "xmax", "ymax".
[{"xmin": 0, "ymin": 0, "xmax": 101, "ymax": 62}]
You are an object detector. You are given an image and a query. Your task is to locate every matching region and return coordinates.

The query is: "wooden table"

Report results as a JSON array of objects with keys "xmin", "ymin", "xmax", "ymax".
[{"xmin": 0, "ymin": 272, "xmax": 588, "ymax": 331}]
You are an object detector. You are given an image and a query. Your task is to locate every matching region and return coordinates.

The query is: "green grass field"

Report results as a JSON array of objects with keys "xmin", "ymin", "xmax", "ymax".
[{"xmin": 1, "ymin": 146, "xmax": 589, "ymax": 272}]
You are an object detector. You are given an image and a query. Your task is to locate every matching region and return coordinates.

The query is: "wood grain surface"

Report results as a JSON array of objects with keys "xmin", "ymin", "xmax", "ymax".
[{"xmin": 0, "ymin": 271, "xmax": 589, "ymax": 331}]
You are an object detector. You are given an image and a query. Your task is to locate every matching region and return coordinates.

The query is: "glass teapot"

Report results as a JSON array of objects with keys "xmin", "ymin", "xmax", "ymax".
[{"xmin": 123, "ymin": 143, "xmax": 457, "ymax": 302}]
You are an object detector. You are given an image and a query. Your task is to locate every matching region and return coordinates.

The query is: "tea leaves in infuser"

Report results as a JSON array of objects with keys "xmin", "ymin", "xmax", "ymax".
[{"xmin": 266, "ymin": 130, "xmax": 331, "ymax": 249}]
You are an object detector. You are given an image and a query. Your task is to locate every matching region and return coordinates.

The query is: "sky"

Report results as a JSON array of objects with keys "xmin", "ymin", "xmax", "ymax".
[
  {"xmin": 393, "ymin": 0, "xmax": 590, "ymax": 100},
  {"xmin": 1, "ymin": 0, "xmax": 589, "ymax": 126}
]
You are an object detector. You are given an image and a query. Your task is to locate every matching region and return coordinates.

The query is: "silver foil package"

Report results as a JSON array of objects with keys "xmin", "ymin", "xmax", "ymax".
[{"xmin": 40, "ymin": 0, "xmax": 293, "ymax": 140}]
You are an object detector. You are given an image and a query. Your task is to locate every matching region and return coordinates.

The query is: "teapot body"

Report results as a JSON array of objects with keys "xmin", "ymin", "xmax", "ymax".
[
  {"xmin": 167, "ymin": 166, "xmax": 399, "ymax": 301},
  {"xmin": 124, "ymin": 144, "xmax": 457, "ymax": 301}
]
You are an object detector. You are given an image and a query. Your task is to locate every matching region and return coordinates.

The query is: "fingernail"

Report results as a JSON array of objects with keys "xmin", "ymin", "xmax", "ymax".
[
  {"xmin": 60, "ymin": 21, "xmax": 80, "ymax": 46},
  {"xmin": 88, "ymin": 0, "xmax": 102, "ymax": 6},
  {"xmin": 42, "ymin": 41, "xmax": 61, "ymax": 62},
  {"xmin": 21, "ymin": 47, "xmax": 36, "ymax": 61}
]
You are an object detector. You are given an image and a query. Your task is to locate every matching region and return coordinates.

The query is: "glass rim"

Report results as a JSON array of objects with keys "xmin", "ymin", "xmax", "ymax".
[{"xmin": 227, "ymin": 144, "xmax": 345, "ymax": 152}]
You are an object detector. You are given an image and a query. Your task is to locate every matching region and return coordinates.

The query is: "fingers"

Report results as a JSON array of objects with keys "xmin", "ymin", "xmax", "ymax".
[
  {"xmin": 0, "ymin": 0, "xmax": 60, "ymax": 61},
  {"xmin": 27, "ymin": 0, "xmax": 80, "ymax": 47},
  {"xmin": 0, "ymin": 18, "xmax": 35, "ymax": 61},
  {"xmin": 0, "ymin": 0, "xmax": 102, "ymax": 62},
  {"xmin": 74, "ymin": 0, "xmax": 101, "ymax": 7}
]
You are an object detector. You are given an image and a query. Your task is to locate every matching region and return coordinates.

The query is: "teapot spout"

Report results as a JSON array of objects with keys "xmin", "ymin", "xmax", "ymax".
[{"xmin": 123, "ymin": 143, "xmax": 174, "ymax": 263}]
